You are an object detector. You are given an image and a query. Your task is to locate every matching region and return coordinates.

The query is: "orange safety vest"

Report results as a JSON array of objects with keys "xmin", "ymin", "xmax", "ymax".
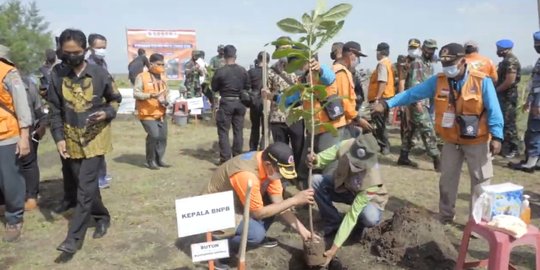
[
  {"xmin": 368, "ymin": 57, "xmax": 395, "ymax": 101},
  {"xmin": 136, "ymin": 72, "xmax": 167, "ymax": 120},
  {"xmin": 0, "ymin": 62, "xmax": 20, "ymax": 141},
  {"xmin": 433, "ymin": 70, "xmax": 490, "ymax": 145}
]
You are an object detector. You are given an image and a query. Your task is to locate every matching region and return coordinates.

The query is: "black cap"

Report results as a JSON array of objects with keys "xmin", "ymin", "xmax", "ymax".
[
  {"xmin": 223, "ymin": 45, "xmax": 236, "ymax": 58},
  {"xmin": 262, "ymin": 142, "xmax": 297, "ymax": 180},
  {"xmin": 376, "ymin": 42, "xmax": 390, "ymax": 51},
  {"xmin": 342, "ymin": 41, "xmax": 367, "ymax": 57},
  {"xmin": 439, "ymin": 43, "xmax": 465, "ymax": 63}
]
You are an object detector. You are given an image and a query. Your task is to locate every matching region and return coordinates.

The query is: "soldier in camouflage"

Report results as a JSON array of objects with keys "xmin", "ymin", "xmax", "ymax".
[
  {"xmin": 495, "ymin": 39, "xmax": 521, "ymax": 158},
  {"xmin": 396, "ymin": 39, "xmax": 441, "ymax": 171},
  {"xmin": 209, "ymin": 45, "xmax": 225, "ymax": 71},
  {"xmin": 509, "ymin": 32, "xmax": 540, "ymax": 172},
  {"xmin": 184, "ymin": 50, "xmax": 204, "ymax": 98}
]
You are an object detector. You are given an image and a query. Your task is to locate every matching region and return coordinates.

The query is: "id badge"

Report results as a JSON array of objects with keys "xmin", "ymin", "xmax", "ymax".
[{"xmin": 442, "ymin": 112, "xmax": 455, "ymax": 128}]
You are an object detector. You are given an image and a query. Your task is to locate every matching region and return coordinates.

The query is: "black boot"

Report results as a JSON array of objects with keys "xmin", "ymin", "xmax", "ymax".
[
  {"xmin": 433, "ymin": 156, "xmax": 441, "ymax": 172},
  {"xmin": 397, "ymin": 151, "xmax": 418, "ymax": 168},
  {"xmin": 145, "ymin": 160, "xmax": 160, "ymax": 170},
  {"xmin": 156, "ymin": 160, "xmax": 171, "ymax": 168}
]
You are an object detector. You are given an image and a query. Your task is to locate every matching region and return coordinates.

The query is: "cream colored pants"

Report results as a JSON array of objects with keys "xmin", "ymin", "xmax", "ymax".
[{"xmin": 439, "ymin": 142, "xmax": 493, "ymax": 221}]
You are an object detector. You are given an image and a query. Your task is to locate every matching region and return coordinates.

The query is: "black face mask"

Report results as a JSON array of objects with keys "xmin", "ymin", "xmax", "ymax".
[
  {"xmin": 496, "ymin": 50, "xmax": 506, "ymax": 58},
  {"xmin": 535, "ymin": 45, "xmax": 540, "ymax": 54},
  {"xmin": 62, "ymin": 52, "xmax": 85, "ymax": 67},
  {"xmin": 330, "ymin": 51, "xmax": 336, "ymax": 60}
]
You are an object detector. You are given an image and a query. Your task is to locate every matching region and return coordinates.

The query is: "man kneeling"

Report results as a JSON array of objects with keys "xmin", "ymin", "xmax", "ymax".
[
  {"xmin": 308, "ymin": 134, "xmax": 388, "ymax": 265},
  {"xmin": 205, "ymin": 142, "xmax": 316, "ymax": 266}
]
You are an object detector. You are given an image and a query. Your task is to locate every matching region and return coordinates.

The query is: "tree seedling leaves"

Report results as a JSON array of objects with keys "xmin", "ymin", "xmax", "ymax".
[
  {"xmin": 277, "ymin": 18, "xmax": 307, "ymax": 34},
  {"xmin": 285, "ymin": 58, "xmax": 307, "ymax": 73},
  {"xmin": 321, "ymin": 3, "xmax": 353, "ymax": 22}
]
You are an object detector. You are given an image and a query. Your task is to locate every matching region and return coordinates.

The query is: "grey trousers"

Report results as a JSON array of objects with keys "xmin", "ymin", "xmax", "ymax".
[
  {"xmin": 0, "ymin": 143, "xmax": 26, "ymax": 225},
  {"xmin": 439, "ymin": 142, "xmax": 493, "ymax": 220},
  {"xmin": 141, "ymin": 119, "xmax": 168, "ymax": 163}
]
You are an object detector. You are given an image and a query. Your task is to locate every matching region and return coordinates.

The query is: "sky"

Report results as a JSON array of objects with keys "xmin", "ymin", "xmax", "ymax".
[{"xmin": 22, "ymin": 0, "xmax": 540, "ymax": 74}]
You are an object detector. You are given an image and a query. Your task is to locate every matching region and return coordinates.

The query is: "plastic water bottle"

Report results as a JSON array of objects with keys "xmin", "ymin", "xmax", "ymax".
[{"xmin": 520, "ymin": 195, "xmax": 531, "ymax": 225}]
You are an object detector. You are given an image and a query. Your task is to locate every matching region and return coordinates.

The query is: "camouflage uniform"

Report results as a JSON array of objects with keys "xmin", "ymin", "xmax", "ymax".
[
  {"xmin": 209, "ymin": 55, "xmax": 225, "ymax": 71},
  {"xmin": 400, "ymin": 56, "xmax": 439, "ymax": 156},
  {"xmin": 184, "ymin": 51, "xmax": 203, "ymax": 98},
  {"xmin": 496, "ymin": 52, "xmax": 521, "ymax": 155},
  {"xmin": 526, "ymin": 58, "xmax": 540, "ymax": 158}
]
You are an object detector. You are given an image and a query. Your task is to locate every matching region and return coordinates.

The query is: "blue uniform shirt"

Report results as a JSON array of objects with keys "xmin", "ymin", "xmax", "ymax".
[{"xmin": 387, "ymin": 69, "xmax": 504, "ymax": 140}]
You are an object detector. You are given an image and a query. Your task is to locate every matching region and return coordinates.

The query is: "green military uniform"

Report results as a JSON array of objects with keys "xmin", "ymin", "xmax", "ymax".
[
  {"xmin": 496, "ymin": 52, "xmax": 521, "ymax": 155},
  {"xmin": 398, "ymin": 39, "xmax": 440, "ymax": 169},
  {"xmin": 184, "ymin": 50, "xmax": 203, "ymax": 98}
]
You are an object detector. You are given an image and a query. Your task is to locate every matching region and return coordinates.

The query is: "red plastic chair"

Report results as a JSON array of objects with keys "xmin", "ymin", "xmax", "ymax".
[{"xmin": 455, "ymin": 219, "xmax": 540, "ymax": 270}]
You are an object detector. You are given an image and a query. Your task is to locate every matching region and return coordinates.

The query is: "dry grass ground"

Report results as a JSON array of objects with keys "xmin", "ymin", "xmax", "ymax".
[{"xmin": 0, "ymin": 114, "xmax": 538, "ymax": 270}]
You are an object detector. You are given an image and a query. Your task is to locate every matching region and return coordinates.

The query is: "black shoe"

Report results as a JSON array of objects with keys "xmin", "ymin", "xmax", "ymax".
[
  {"xmin": 53, "ymin": 201, "xmax": 76, "ymax": 214},
  {"xmin": 56, "ymin": 238, "xmax": 83, "ymax": 254},
  {"xmin": 397, "ymin": 151, "xmax": 418, "ymax": 168},
  {"xmin": 156, "ymin": 160, "xmax": 171, "ymax": 168},
  {"xmin": 508, "ymin": 161, "xmax": 523, "ymax": 170},
  {"xmin": 261, "ymin": 237, "xmax": 278, "ymax": 248},
  {"xmin": 93, "ymin": 220, "xmax": 110, "ymax": 239},
  {"xmin": 145, "ymin": 161, "xmax": 160, "ymax": 170},
  {"xmin": 522, "ymin": 166, "xmax": 536, "ymax": 173},
  {"xmin": 433, "ymin": 156, "xmax": 441, "ymax": 172}
]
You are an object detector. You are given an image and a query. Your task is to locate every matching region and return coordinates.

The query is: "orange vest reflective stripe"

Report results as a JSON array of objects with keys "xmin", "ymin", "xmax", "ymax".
[
  {"xmin": 136, "ymin": 72, "xmax": 167, "ymax": 120},
  {"xmin": 368, "ymin": 58, "xmax": 395, "ymax": 101},
  {"xmin": 0, "ymin": 62, "xmax": 20, "ymax": 140},
  {"xmin": 433, "ymin": 70, "xmax": 490, "ymax": 145}
]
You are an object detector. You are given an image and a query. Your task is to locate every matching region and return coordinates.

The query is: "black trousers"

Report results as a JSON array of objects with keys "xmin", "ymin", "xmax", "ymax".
[
  {"xmin": 270, "ymin": 121, "xmax": 305, "ymax": 171},
  {"xmin": 61, "ymin": 156, "xmax": 77, "ymax": 205},
  {"xmin": 249, "ymin": 101, "xmax": 264, "ymax": 151},
  {"xmin": 216, "ymin": 99, "xmax": 246, "ymax": 162},
  {"xmin": 369, "ymin": 100, "xmax": 391, "ymax": 151},
  {"xmin": 66, "ymin": 156, "xmax": 110, "ymax": 241},
  {"xmin": 19, "ymin": 137, "xmax": 40, "ymax": 199}
]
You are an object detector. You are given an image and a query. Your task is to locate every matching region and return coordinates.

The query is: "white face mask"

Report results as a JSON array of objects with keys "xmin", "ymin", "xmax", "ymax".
[
  {"xmin": 93, "ymin": 48, "xmax": 107, "ymax": 59},
  {"xmin": 443, "ymin": 65, "xmax": 460, "ymax": 78},
  {"xmin": 407, "ymin": 49, "xmax": 421, "ymax": 58}
]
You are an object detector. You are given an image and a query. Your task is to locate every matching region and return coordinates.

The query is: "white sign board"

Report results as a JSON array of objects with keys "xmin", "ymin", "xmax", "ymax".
[
  {"xmin": 186, "ymin": 97, "xmax": 204, "ymax": 110},
  {"xmin": 175, "ymin": 191, "xmax": 236, "ymax": 237},
  {"xmin": 191, "ymin": 239, "xmax": 230, "ymax": 262}
]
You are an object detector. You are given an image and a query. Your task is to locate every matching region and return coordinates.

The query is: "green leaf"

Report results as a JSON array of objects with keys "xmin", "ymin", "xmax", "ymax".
[
  {"xmin": 302, "ymin": 13, "xmax": 311, "ymax": 25},
  {"xmin": 321, "ymin": 3, "xmax": 352, "ymax": 22},
  {"xmin": 307, "ymin": 33, "xmax": 317, "ymax": 46},
  {"xmin": 277, "ymin": 18, "xmax": 307, "ymax": 34},
  {"xmin": 319, "ymin": 123, "xmax": 339, "ymax": 137},
  {"xmin": 271, "ymin": 48, "xmax": 309, "ymax": 60},
  {"xmin": 315, "ymin": 20, "xmax": 344, "ymax": 51},
  {"xmin": 270, "ymin": 38, "xmax": 292, "ymax": 48},
  {"xmin": 312, "ymin": 85, "xmax": 327, "ymax": 100},
  {"xmin": 317, "ymin": 21, "xmax": 336, "ymax": 30},
  {"xmin": 283, "ymin": 84, "xmax": 304, "ymax": 98},
  {"xmin": 291, "ymin": 41, "xmax": 310, "ymax": 50},
  {"xmin": 315, "ymin": 0, "xmax": 327, "ymax": 17},
  {"xmin": 285, "ymin": 58, "xmax": 307, "ymax": 73},
  {"xmin": 286, "ymin": 108, "xmax": 304, "ymax": 126}
]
